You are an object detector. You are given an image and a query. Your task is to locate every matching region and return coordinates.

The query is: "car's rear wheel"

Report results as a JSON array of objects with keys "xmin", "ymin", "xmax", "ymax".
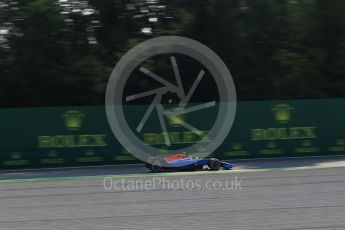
[
  {"xmin": 151, "ymin": 161, "xmax": 162, "ymax": 173},
  {"xmin": 209, "ymin": 158, "xmax": 221, "ymax": 171}
]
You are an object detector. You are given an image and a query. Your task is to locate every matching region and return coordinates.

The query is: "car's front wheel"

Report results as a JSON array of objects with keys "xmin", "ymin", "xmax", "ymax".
[{"xmin": 209, "ymin": 158, "xmax": 221, "ymax": 171}]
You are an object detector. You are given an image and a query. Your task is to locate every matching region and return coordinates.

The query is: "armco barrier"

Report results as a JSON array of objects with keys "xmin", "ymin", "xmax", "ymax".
[{"xmin": 0, "ymin": 99, "xmax": 344, "ymax": 170}]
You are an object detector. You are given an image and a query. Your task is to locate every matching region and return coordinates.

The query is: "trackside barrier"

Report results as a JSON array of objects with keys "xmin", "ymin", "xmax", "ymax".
[{"xmin": 0, "ymin": 99, "xmax": 344, "ymax": 169}]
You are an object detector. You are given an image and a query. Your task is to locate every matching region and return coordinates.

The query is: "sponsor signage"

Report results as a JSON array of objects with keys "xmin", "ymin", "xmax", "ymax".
[{"xmin": 0, "ymin": 99, "xmax": 344, "ymax": 169}]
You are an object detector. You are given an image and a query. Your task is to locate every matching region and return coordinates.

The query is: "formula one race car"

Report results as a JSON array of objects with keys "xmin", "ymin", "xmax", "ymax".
[{"xmin": 145, "ymin": 153, "xmax": 233, "ymax": 173}]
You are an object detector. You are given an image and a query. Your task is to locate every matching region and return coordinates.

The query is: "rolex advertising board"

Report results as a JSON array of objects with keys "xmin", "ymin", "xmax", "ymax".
[
  {"xmin": 217, "ymin": 99, "xmax": 345, "ymax": 159},
  {"xmin": 0, "ymin": 107, "xmax": 138, "ymax": 169},
  {"xmin": 0, "ymin": 99, "xmax": 344, "ymax": 169}
]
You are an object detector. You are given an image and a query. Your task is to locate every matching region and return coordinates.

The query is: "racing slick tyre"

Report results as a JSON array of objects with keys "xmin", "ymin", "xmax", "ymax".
[
  {"xmin": 150, "ymin": 161, "xmax": 162, "ymax": 173},
  {"xmin": 209, "ymin": 158, "xmax": 221, "ymax": 171}
]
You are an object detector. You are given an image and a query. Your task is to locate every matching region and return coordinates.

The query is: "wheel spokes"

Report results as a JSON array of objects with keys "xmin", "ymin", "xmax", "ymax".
[
  {"xmin": 139, "ymin": 67, "xmax": 178, "ymax": 92},
  {"xmin": 170, "ymin": 56, "xmax": 185, "ymax": 98},
  {"xmin": 126, "ymin": 87, "xmax": 167, "ymax": 102},
  {"xmin": 166, "ymin": 101, "xmax": 216, "ymax": 117},
  {"xmin": 127, "ymin": 57, "xmax": 213, "ymax": 146},
  {"xmin": 179, "ymin": 69, "xmax": 205, "ymax": 108},
  {"xmin": 164, "ymin": 114, "xmax": 203, "ymax": 136},
  {"xmin": 136, "ymin": 94, "xmax": 161, "ymax": 133},
  {"xmin": 156, "ymin": 103, "xmax": 171, "ymax": 146}
]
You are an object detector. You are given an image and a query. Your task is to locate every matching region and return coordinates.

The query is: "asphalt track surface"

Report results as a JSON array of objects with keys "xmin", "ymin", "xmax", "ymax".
[{"xmin": 1, "ymin": 156, "xmax": 345, "ymax": 230}]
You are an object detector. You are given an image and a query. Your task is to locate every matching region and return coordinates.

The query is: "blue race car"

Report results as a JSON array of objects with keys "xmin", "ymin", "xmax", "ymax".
[{"xmin": 145, "ymin": 153, "xmax": 233, "ymax": 173}]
